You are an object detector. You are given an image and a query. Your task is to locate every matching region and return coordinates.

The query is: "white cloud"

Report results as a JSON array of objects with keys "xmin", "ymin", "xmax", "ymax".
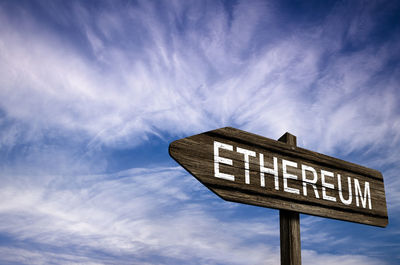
[
  {"xmin": 0, "ymin": 0, "xmax": 398, "ymax": 154},
  {"xmin": 0, "ymin": 0, "xmax": 398, "ymax": 160},
  {"xmin": 302, "ymin": 250, "xmax": 388, "ymax": 265},
  {"xmin": 0, "ymin": 166, "xmax": 281, "ymax": 264},
  {"xmin": 0, "ymin": 166, "xmax": 388, "ymax": 264},
  {"xmin": 0, "ymin": 1, "xmax": 399, "ymax": 263}
]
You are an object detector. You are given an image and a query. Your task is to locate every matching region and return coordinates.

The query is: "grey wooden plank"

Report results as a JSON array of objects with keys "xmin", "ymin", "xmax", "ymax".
[{"xmin": 169, "ymin": 127, "xmax": 388, "ymax": 227}]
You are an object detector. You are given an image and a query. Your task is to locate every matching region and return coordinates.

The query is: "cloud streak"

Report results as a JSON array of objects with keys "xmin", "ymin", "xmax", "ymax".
[
  {"xmin": 0, "ymin": 166, "xmax": 389, "ymax": 264},
  {"xmin": 0, "ymin": 0, "xmax": 399, "ymax": 264},
  {"xmin": 0, "ymin": 0, "xmax": 398, "ymax": 152},
  {"xmin": 0, "ymin": 167, "xmax": 279, "ymax": 264}
]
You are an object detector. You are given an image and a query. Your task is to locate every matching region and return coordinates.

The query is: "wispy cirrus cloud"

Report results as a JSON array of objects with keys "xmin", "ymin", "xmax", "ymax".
[
  {"xmin": 0, "ymin": 0, "xmax": 398, "ymax": 153},
  {"xmin": 0, "ymin": 167, "xmax": 280, "ymax": 264},
  {"xmin": 0, "ymin": 166, "xmax": 390, "ymax": 264},
  {"xmin": 0, "ymin": 0, "xmax": 399, "ymax": 264}
]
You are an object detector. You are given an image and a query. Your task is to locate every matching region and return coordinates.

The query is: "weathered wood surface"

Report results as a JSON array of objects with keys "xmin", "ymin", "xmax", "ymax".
[
  {"xmin": 280, "ymin": 210, "xmax": 301, "ymax": 265},
  {"xmin": 169, "ymin": 127, "xmax": 388, "ymax": 227},
  {"xmin": 279, "ymin": 133, "xmax": 301, "ymax": 265}
]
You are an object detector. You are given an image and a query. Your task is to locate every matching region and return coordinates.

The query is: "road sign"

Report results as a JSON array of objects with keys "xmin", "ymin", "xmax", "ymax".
[{"xmin": 169, "ymin": 127, "xmax": 388, "ymax": 227}]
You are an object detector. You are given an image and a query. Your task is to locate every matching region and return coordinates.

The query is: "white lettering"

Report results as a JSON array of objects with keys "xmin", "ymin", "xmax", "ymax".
[
  {"xmin": 321, "ymin": 170, "xmax": 336, "ymax": 202},
  {"xmin": 337, "ymin": 174, "xmax": 352, "ymax": 205},
  {"xmin": 259, "ymin": 154, "xmax": 279, "ymax": 190},
  {"xmin": 282, "ymin": 159, "xmax": 300, "ymax": 194},
  {"xmin": 213, "ymin": 141, "xmax": 374, "ymax": 211},
  {"xmin": 236, "ymin": 147, "xmax": 256, "ymax": 184},
  {"xmin": 354, "ymin": 178, "xmax": 372, "ymax": 209},
  {"xmin": 301, "ymin": 165, "xmax": 320, "ymax": 198},
  {"xmin": 214, "ymin": 141, "xmax": 234, "ymax": 181}
]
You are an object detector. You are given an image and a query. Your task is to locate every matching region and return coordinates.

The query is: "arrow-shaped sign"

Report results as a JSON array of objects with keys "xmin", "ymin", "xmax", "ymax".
[{"xmin": 169, "ymin": 127, "xmax": 388, "ymax": 227}]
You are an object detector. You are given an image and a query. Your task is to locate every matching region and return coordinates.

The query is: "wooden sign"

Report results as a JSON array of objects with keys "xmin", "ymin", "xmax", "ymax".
[{"xmin": 169, "ymin": 127, "xmax": 388, "ymax": 227}]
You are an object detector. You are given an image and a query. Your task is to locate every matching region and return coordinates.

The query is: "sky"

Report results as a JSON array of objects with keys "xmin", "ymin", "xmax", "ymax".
[{"xmin": 0, "ymin": 0, "xmax": 399, "ymax": 264}]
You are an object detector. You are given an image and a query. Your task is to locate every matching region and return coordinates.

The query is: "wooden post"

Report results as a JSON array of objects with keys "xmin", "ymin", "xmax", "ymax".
[{"xmin": 278, "ymin": 132, "xmax": 301, "ymax": 265}]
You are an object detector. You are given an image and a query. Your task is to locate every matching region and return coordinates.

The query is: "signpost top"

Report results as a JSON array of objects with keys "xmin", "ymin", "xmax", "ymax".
[{"xmin": 169, "ymin": 127, "xmax": 388, "ymax": 227}]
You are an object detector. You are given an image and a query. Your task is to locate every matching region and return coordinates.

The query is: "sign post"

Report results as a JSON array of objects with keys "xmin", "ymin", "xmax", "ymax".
[
  {"xmin": 278, "ymin": 132, "xmax": 301, "ymax": 265},
  {"xmin": 169, "ymin": 127, "xmax": 388, "ymax": 264}
]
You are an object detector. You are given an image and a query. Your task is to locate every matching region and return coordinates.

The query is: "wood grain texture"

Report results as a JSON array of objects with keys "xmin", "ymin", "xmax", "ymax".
[
  {"xmin": 169, "ymin": 127, "xmax": 389, "ymax": 227},
  {"xmin": 279, "ymin": 133, "xmax": 301, "ymax": 265},
  {"xmin": 280, "ymin": 210, "xmax": 301, "ymax": 265}
]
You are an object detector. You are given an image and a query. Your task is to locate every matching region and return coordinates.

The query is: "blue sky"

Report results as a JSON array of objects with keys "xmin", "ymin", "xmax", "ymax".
[{"xmin": 0, "ymin": 0, "xmax": 399, "ymax": 264}]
